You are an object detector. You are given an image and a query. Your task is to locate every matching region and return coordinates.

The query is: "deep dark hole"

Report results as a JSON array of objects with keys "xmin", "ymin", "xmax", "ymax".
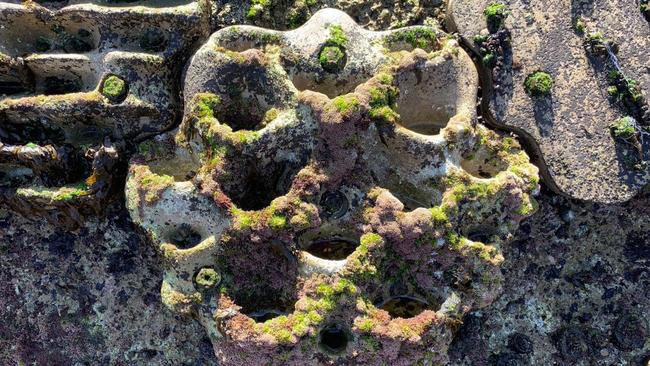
[
  {"xmin": 248, "ymin": 310, "xmax": 286, "ymax": 323},
  {"xmin": 319, "ymin": 325, "xmax": 349, "ymax": 354},
  {"xmin": 0, "ymin": 81, "xmax": 31, "ymax": 96},
  {"xmin": 168, "ymin": 224, "xmax": 202, "ymax": 249},
  {"xmin": 379, "ymin": 296, "xmax": 429, "ymax": 318},
  {"xmin": 304, "ymin": 238, "xmax": 359, "ymax": 260},
  {"xmin": 319, "ymin": 190, "xmax": 349, "ymax": 219},
  {"xmin": 140, "ymin": 29, "xmax": 167, "ymax": 52},
  {"xmin": 43, "ymin": 76, "xmax": 82, "ymax": 95},
  {"xmin": 227, "ymin": 162, "xmax": 297, "ymax": 211},
  {"xmin": 465, "ymin": 227, "xmax": 496, "ymax": 243},
  {"xmin": 64, "ymin": 37, "xmax": 93, "ymax": 53}
]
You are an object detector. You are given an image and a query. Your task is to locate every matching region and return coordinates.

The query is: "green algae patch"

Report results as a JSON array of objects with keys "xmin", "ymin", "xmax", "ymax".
[
  {"xmin": 524, "ymin": 71, "xmax": 553, "ymax": 96},
  {"xmin": 16, "ymin": 182, "xmax": 88, "ymax": 202},
  {"xmin": 484, "ymin": 2, "xmax": 508, "ymax": 29},
  {"xmin": 139, "ymin": 171, "xmax": 174, "ymax": 203},
  {"xmin": 387, "ymin": 27, "xmax": 438, "ymax": 51},
  {"xmin": 101, "ymin": 75, "xmax": 127, "ymax": 102},
  {"xmin": 609, "ymin": 116, "xmax": 638, "ymax": 140},
  {"xmin": 268, "ymin": 214, "xmax": 288, "ymax": 230},
  {"xmin": 332, "ymin": 95, "xmax": 359, "ymax": 114},
  {"xmin": 195, "ymin": 268, "xmax": 222, "ymax": 289}
]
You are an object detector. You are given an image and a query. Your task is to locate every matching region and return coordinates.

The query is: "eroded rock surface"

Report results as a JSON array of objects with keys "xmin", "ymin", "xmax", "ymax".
[
  {"xmin": 448, "ymin": 0, "xmax": 650, "ymax": 203},
  {"xmin": 126, "ymin": 9, "xmax": 538, "ymax": 365},
  {"xmin": 1, "ymin": 1, "xmax": 648, "ymax": 366}
]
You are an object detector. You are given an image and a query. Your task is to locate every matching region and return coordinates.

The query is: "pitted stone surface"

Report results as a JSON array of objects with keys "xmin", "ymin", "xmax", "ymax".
[
  {"xmin": 0, "ymin": 0, "xmax": 210, "ymax": 227},
  {"xmin": 448, "ymin": 0, "xmax": 650, "ymax": 203},
  {"xmin": 126, "ymin": 9, "xmax": 539, "ymax": 365}
]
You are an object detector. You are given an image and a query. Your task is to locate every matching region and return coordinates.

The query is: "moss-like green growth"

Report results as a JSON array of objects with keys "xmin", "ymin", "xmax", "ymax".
[
  {"xmin": 54, "ymin": 182, "xmax": 88, "ymax": 201},
  {"xmin": 255, "ymin": 278, "xmax": 355, "ymax": 344},
  {"xmin": 319, "ymin": 46, "xmax": 346, "ymax": 72},
  {"xmin": 368, "ymin": 84, "xmax": 400, "ymax": 124},
  {"xmin": 574, "ymin": 17, "xmax": 586, "ymax": 34},
  {"xmin": 17, "ymin": 182, "xmax": 88, "ymax": 202},
  {"xmin": 25, "ymin": 142, "xmax": 39, "ymax": 149},
  {"xmin": 231, "ymin": 208, "xmax": 255, "ymax": 230},
  {"xmin": 609, "ymin": 116, "xmax": 638, "ymax": 140},
  {"xmin": 387, "ymin": 27, "xmax": 438, "ymax": 51},
  {"xmin": 524, "ymin": 71, "xmax": 553, "ymax": 96},
  {"xmin": 332, "ymin": 95, "xmax": 359, "ymax": 114},
  {"xmin": 195, "ymin": 268, "xmax": 221, "ymax": 289},
  {"xmin": 641, "ymin": 1, "xmax": 650, "ymax": 18},
  {"xmin": 328, "ymin": 25, "xmax": 348, "ymax": 47},
  {"xmin": 101, "ymin": 75, "xmax": 127, "ymax": 102},
  {"xmin": 319, "ymin": 25, "xmax": 348, "ymax": 73},
  {"xmin": 484, "ymin": 2, "xmax": 508, "ymax": 28},
  {"xmin": 268, "ymin": 214, "xmax": 287, "ymax": 230},
  {"xmin": 607, "ymin": 70, "xmax": 643, "ymax": 103},
  {"xmin": 140, "ymin": 172, "xmax": 174, "ymax": 203},
  {"xmin": 429, "ymin": 206, "xmax": 448, "ymax": 225},
  {"xmin": 247, "ymin": 0, "xmax": 270, "ymax": 18},
  {"xmin": 195, "ymin": 93, "xmax": 221, "ymax": 119}
]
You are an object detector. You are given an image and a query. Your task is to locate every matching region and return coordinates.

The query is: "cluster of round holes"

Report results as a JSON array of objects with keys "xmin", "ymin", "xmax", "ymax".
[
  {"xmin": 378, "ymin": 296, "xmax": 429, "ymax": 319},
  {"xmin": 168, "ymin": 223, "xmax": 202, "ymax": 249},
  {"xmin": 304, "ymin": 238, "xmax": 359, "ymax": 260},
  {"xmin": 318, "ymin": 325, "xmax": 349, "ymax": 354}
]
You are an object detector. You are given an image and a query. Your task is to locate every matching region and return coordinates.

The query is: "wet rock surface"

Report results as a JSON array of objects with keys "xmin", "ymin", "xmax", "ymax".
[
  {"xmin": 448, "ymin": 0, "xmax": 650, "ymax": 203},
  {"xmin": 1, "ymin": 1, "xmax": 649, "ymax": 365},
  {"xmin": 2, "ymin": 188, "xmax": 649, "ymax": 365}
]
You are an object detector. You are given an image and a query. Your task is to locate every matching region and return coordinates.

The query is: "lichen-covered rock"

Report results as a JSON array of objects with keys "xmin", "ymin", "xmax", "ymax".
[
  {"xmin": 126, "ymin": 9, "xmax": 539, "ymax": 365},
  {"xmin": 0, "ymin": 0, "xmax": 211, "ymax": 226}
]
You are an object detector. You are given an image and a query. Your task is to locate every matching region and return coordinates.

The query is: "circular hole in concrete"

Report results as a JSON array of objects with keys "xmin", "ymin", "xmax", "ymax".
[
  {"xmin": 318, "ymin": 44, "xmax": 347, "ymax": 73},
  {"xmin": 319, "ymin": 190, "xmax": 349, "ymax": 219},
  {"xmin": 168, "ymin": 223, "xmax": 202, "ymax": 249},
  {"xmin": 319, "ymin": 325, "xmax": 349, "ymax": 354},
  {"xmin": 378, "ymin": 295, "xmax": 429, "ymax": 318},
  {"xmin": 304, "ymin": 237, "xmax": 359, "ymax": 260}
]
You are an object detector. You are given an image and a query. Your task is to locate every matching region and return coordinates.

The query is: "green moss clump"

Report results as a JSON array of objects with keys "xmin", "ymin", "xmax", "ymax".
[
  {"xmin": 367, "ymin": 84, "xmax": 400, "ymax": 124},
  {"xmin": 332, "ymin": 95, "xmax": 359, "ymax": 114},
  {"xmin": 195, "ymin": 268, "xmax": 221, "ymax": 288},
  {"xmin": 247, "ymin": 0, "xmax": 270, "ymax": 18},
  {"xmin": 524, "ymin": 71, "xmax": 553, "ymax": 96},
  {"xmin": 101, "ymin": 75, "xmax": 127, "ymax": 101},
  {"xmin": 55, "ymin": 182, "xmax": 88, "ymax": 201},
  {"xmin": 641, "ymin": 1, "xmax": 650, "ymax": 16},
  {"xmin": 574, "ymin": 17, "xmax": 586, "ymax": 34},
  {"xmin": 328, "ymin": 25, "xmax": 348, "ymax": 47},
  {"xmin": 195, "ymin": 94, "xmax": 221, "ymax": 119},
  {"xmin": 484, "ymin": 2, "xmax": 508, "ymax": 28},
  {"xmin": 319, "ymin": 25, "xmax": 348, "ymax": 73},
  {"xmin": 609, "ymin": 116, "xmax": 638, "ymax": 140},
  {"xmin": 25, "ymin": 142, "xmax": 39, "ymax": 149},
  {"xmin": 319, "ymin": 46, "xmax": 346, "ymax": 72},
  {"xmin": 429, "ymin": 207, "xmax": 448, "ymax": 225},
  {"xmin": 268, "ymin": 214, "xmax": 287, "ymax": 230},
  {"xmin": 387, "ymin": 27, "xmax": 438, "ymax": 50},
  {"xmin": 140, "ymin": 172, "xmax": 174, "ymax": 202}
]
